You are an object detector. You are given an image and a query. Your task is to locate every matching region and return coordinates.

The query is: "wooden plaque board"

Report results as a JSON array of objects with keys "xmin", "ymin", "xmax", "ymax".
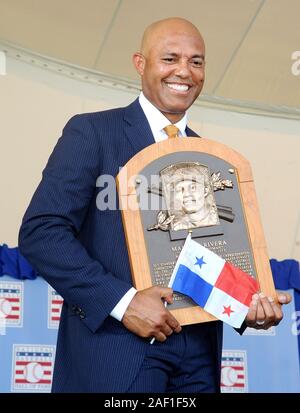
[{"xmin": 117, "ymin": 138, "xmax": 276, "ymax": 326}]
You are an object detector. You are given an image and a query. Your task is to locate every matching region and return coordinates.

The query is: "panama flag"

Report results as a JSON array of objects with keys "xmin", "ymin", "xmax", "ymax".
[{"xmin": 169, "ymin": 234, "xmax": 259, "ymax": 328}]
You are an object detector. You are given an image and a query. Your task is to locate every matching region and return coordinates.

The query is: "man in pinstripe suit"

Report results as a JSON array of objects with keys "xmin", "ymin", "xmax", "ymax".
[{"xmin": 19, "ymin": 17, "xmax": 290, "ymax": 392}]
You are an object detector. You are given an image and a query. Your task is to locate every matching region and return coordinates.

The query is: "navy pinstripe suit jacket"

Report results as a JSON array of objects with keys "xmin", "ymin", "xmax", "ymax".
[{"xmin": 19, "ymin": 98, "xmax": 223, "ymax": 392}]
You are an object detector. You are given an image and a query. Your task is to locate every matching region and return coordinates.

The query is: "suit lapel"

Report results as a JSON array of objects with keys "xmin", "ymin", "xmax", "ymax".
[
  {"xmin": 123, "ymin": 99, "xmax": 200, "ymax": 154},
  {"xmin": 186, "ymin": 126, "xmax": 200, "ymax": 138},
  {"xmin": 123, "ymin": 98, "xmax": 155, "ymax": 155}
]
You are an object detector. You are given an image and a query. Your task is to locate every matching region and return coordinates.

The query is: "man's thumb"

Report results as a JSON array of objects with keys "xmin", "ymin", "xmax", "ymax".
[{"xmin": 158, "ymin": 287, "xmax": 173, "ymax": 298}]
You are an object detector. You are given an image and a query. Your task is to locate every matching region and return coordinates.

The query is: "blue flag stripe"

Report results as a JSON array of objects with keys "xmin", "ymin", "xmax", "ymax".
[{"xmin": 172, "ymin": 264, "xmax": 213, "ymax": 307}]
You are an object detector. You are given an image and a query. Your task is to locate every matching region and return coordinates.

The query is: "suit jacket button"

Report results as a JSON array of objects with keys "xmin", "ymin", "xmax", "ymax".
[
  {"xmin": 72, "ymin": 305, "xmax": 78, "ymax": 313},
  {"xmin": 79, "ymin": 313, "xmax": 86, "ymax": 319}
]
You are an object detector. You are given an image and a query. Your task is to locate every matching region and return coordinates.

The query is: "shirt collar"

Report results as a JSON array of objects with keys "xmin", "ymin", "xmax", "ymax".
[{"xmin": 139, "ymin": 92, "xmax": 187, "ymax": 139}]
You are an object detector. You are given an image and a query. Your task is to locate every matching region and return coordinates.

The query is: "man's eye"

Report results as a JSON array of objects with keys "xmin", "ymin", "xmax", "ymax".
[
  {"xmin": 192, "ymin": 59, "xmax": 204, "ymax": 67},
  {"xmin": 163, "ymin": 58, "xmax": 175, "ymax": 63}
]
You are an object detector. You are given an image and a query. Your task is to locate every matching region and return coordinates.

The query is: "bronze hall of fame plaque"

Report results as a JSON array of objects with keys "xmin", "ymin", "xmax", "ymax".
[{"xmin": 117, "ymin": 138, "xmax": 275, "ymax": 326}]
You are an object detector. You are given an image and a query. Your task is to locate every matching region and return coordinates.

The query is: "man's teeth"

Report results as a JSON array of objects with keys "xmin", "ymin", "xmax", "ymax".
[{"xmin": 166, "ymin": 83, "xmax": 189, "ymax": 92}]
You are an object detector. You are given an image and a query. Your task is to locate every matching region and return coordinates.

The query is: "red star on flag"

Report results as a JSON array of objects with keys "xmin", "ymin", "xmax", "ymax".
[{"xmin": 223, "ymin": 305, "xmax": 234, "ymax": 317}]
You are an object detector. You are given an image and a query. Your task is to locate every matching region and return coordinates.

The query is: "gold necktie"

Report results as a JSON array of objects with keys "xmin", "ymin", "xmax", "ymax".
[{"xmin": 164, "ymin": 124, "xmax": 180, "ymax": 139}]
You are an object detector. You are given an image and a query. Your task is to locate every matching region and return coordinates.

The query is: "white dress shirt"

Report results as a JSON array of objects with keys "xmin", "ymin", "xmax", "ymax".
[
  {"xmin": 139, "ymin": 92, "xmax": 187, "ymax": 141},
  {"xmin": 110, "ymin": 92, "xmax": 188, "ymax": 321}
]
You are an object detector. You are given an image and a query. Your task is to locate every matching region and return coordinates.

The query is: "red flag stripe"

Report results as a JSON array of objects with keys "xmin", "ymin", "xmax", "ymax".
[{"xmin": 215, "ymin": 262, "xmax": 258, "ymax": 306}]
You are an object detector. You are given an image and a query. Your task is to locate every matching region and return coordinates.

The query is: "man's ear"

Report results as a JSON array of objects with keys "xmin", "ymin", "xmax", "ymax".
[{"xmin": 132, "ymin": 52, "xmax": 145, "ymax": 76}]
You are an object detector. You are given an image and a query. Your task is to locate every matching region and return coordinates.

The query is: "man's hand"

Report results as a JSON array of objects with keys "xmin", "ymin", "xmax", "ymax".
[
  {"xmin": 122, "ymin": 286, "xmax": 182, "ymax": 342},
  {"xmin": 245, "ymin": 291, "xmax": 292, "ymax": 330}
]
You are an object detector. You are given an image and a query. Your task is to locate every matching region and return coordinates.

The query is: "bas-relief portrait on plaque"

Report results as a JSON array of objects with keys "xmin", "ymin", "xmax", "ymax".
[
  {"xmin": 147, "ymin": 160, "xmax": 234, "ymax": 234},
  {"xmin": 160, "ymin": 162, "xmax": 219, "ymax": 231}
]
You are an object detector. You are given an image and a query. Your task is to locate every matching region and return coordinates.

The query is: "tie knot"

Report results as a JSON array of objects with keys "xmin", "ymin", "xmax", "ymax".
[{"xmin": 164, "ymin": 124, "xmax": 179, "ymax": 139}]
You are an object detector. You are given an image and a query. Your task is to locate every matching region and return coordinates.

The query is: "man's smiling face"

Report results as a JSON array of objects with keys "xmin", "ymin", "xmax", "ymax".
[{"xmin": 133, "ymin": 19, "xmax": 205, "ymax": 123}]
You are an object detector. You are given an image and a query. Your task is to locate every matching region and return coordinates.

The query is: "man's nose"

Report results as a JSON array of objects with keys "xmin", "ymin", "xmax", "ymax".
[{"xmin": 174, "ymin": 59, "xmax": 191, "ymax": 78}]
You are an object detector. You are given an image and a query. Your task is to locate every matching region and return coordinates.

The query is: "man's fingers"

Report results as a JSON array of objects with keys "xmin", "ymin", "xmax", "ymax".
[
  {"xmin": 122, "ymin": 286, "xmax": 182, "ymax": 341},
  {"xmin": 166, "ymin": 313, "xmax": 182, "ymax": 333},
  {"xmin": 277, "ymin": 292, "xmax": 292, "ymax": 305},
  {"xmin": 158, "ymin": 287, "xmax": 174, "ymax": 299},
  {"xmin": 246, "ymin": 294, "xmax": 259, "ymax": 326},
  {"xmin": 164, "ymin": 294, "xmax": 173, "ymax": 305},
  {"xmin": 246, "ymin": 291, "xmax": 286, "ymax": 330},
  {"xmin": 172, "ymin": 323, "xmax": 182, "ymax": 334},
  {"xmin": 151, "ymin": 313, "xmax": 181, "ymax": 342},
  {"xmin": 255, "ymin": 298, "xmax": 267, "ymax": 324},
  {"xmin": 254, "ymin": 293, "xmax": 283, "ymax": 329},
  {"xmin": 266, "ymin": 296, "xmax": 283, "ymax": 326},
  {"xmin": 154, "ymin": 331, "xmax": 167, "ymax": 342},
  {"xmin": 258, "ymin": 294, "xmax": 275, "ymax": 329},
  {"xmin": 160, "ymin": 320, "xmax": 173, "ymax": 337},
  {"xmin": 156, "ymin": 287, "xmax": 182, "ymax": 334}
]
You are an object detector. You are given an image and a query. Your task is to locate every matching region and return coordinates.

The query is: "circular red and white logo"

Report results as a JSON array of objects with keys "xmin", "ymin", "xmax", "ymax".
[
  {"xmin": 221, "ymin": 366, "xmax": 238, "ymax": 387},
  {"xmin": 23, "ymin": 362, "xmax": 44, "ymax": 383},
  {"xmin": 0, "ymin": 298, "xmax": 12, "ymax": 318}
]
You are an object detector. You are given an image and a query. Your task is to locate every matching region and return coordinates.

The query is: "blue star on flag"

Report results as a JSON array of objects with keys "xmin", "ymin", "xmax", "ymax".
[{"xmin": 195, "ymin": 256, "xmax": 206, "ymax": 269}]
